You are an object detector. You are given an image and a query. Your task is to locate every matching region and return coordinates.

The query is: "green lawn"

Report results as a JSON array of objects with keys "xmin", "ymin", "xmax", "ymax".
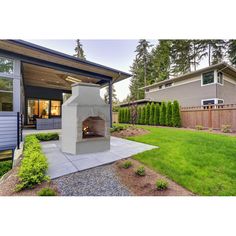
[{"xmin": 127, "ymin": 126, "xmax": 236, "ymax": 196}]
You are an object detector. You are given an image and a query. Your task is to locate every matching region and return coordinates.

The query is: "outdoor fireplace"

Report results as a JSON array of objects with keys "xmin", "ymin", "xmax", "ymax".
[
  {"xmin": 82, "ymin": 116, "xmax": 105, "ymax": 139},
  {"xmin": 61, "ymin": 82, "xmax": 110, "ymax": 155}
]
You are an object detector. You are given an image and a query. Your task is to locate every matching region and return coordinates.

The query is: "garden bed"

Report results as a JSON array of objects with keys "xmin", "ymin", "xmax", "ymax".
[
  {"xmin": 112, "ymin": 125, "xmax": 149, "ymax": 138},
  {"xmin": 115, "ymin": 158, "xmax": 193, "ymax": 196},
  {"xmin": 0, "ymin": 161, "xmax": 58, "ymax": 196}
]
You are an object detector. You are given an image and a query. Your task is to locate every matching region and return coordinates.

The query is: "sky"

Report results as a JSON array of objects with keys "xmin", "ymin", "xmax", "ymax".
[{"xmin": 28, "ymin": 39, "xmax": 157, "ymax": 101}]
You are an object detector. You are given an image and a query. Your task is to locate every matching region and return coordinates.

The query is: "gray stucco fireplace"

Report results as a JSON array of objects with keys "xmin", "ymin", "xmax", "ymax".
[{"xmin": 61, "ymin": 82, "xmax": 110, "ymax": 155}]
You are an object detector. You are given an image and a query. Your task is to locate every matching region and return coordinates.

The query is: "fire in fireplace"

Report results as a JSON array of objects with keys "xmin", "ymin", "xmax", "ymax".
[{"xmin": 82, "ymin": 116, "xmax": 105, "ymax": 139}]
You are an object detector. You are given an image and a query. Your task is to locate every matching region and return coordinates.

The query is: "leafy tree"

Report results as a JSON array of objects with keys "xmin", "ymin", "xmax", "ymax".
[
  {"xmin": 166, "ymin": 101, "xmax": 173, "ymax": 126},
  {"xmin": 227, "ymin": 40, "xmax": 236, "ymax": 65},
  {"xmin": 154, "ymin": 104, "xmax": 160, "ymax": 125},
  {"xmin": 149, "ymin": 102, "xmax": 155, "ymax": 125},
  {"xmin": 145, "ymin": 103, "xmax": 150, "ymax": 125},
  {"xmin": 127, "ymin": 108, "xmax": 131, "ymax": 123},
  {"xmin": 172, "ymin": 100, "xmax": 181, "ymax": 127},
  {"xmin": 159, "ymin": 102, "xmax": 166, "ymax": 126},
  {"xmin": 74, "ymin": 39, "xmax": 86, "ymax": 59}
]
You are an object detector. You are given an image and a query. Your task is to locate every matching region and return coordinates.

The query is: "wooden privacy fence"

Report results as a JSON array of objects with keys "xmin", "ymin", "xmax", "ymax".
[{"xmin": 181, "ymin": 104, "xmax": 236, "ymax": 131}]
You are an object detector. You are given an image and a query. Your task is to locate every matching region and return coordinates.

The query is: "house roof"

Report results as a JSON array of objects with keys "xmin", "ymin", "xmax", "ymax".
[
  {"xmin": 0, "ymin": 40, "xmax": 131, "ymax": 86},
  {"xmin": 118, "ymin": 98, "xmax": 160, "ymax": 107},
  {"xmin": 140, "ymin": 62, "xmax": 236, "ymax": 90}
]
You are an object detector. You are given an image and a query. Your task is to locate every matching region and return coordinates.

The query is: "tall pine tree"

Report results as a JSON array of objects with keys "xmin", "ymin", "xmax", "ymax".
[{"xmin": 74, "ymin": 39, "xmax": 86, "ymax": 59}]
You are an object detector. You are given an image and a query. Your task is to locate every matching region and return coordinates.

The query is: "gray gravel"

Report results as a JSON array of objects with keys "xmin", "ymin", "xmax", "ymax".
[{"xmin": 53, "ymin": 164, "xmax": 131, "ymax": 196}]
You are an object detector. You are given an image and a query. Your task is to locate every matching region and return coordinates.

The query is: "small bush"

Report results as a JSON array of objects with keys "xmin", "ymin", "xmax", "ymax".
[
  {"xmin": 195, "ymin": 125, "xmax": 204, "ymax": 130},
  {"xmin": 37, "ymin": 187, "xmax": 57, "ymax": 196},
  {"xmin": 35, "ymin": 132, "xmax": 59, "ymax": 141},
  {"xmin": 135, "ymin": 166, "xmax": 146, "ymax": 176},
  {"xmin": 221, "ymin": 125, "xmax": 231, "ymax": 133},
  {"xmin": 16, "ymin": 135, "xmax": 49, "ymax": 191},
  {"xmin": 159, "ymin": 101, "xmax": 166, "ymax": 126},
  {"xmin": 122, "ymin": 161, "xmax": 132, "ymax": 169},
  {"xmin": 110, "ymin": 125, "xmax": 125, "ymax": 133},
  {"xmin": 0, "ymin": 160, "xmax": 12, "ymax": 178},
  {"xmin": 156, "ymin": 179, "xmax": 168, "ymax": 190}
]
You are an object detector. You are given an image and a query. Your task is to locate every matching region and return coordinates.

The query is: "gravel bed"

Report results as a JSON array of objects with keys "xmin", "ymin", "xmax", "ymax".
[{"xmin": 53, "ymin": 164, "xmax": 131, "ymax": 196}]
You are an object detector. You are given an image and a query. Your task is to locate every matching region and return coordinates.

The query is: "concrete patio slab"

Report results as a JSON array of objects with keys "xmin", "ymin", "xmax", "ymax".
[{"xmin": 41, "ymin": 136, "xmax": 158, "ymax": 179}]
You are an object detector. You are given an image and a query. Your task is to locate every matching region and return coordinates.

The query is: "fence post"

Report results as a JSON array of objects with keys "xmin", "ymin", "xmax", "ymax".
[{"xmin": 208, "ymin": 106, "xmax": 212, "ymax": 129}]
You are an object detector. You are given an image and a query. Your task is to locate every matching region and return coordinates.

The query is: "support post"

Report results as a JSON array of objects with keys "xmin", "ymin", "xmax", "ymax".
[
  {"xmin": 108, "ymin": 80, "xmax": 113, "ymax": 127},
  {"xmin": 17, "ymin": 112, "xmax": 20, "ymax": 149}
]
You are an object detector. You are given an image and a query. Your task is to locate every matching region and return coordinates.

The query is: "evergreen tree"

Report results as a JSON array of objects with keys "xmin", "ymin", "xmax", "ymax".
[
  {"xmin": 104, "ymin": 85, "xmax": 118, "ymax": 104},
  {"xmin": 145, "ymin": 103, "xmax": 150, "ymax": 125},
  {"xmin": 119, "ymin": 108, "xmax": 123, "ymax": 123},
  {"xmin": 159, "ymin": 102, "xmax": 166, "ymax": 126},
  {"xmin": 124, "ymin": 108, "xmax": 128, "ymax": 123},
  {"xmin": 149, "ymin": 102, "xmax": 155, "ymax": 125},
  {"xmin": 74, "ymin": 39, "xmax": 86, "ymax": 59},
  {"xmin": 138, "ymin": 106, "xmax": 142, "ymax": 124},
  {"xmin": 172, "ymin": 100, "xmax": 181, "ymax": 127},
  {"xmin": 227, "ymin": 40, "xmax": 236, "ymax": 65},
  {"xmin": 149, "ymin": 40, "xmax": 171, "ymax": 82},
  {"xmin": 154, "ymin": 104, "xmax": 160, "ymax": 125},
  {"xmin": 140, "ymin": 106, "xmax": 145, "ymax": 124},
  {"xmin": 166, "ymin": 101, "xmax": 173, "ymax": 126}
]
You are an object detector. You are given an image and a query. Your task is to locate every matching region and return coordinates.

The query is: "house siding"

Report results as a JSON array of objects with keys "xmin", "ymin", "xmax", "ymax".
[
  {"xmin": 216, "ymin": 75, "xmax": 236, "ymax": 104},
  {"xmin": 145, "ymin": 77, "xmax": 217, "ymax": 107}
]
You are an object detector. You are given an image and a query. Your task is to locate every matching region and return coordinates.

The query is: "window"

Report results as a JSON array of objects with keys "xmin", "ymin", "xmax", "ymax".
[
  {"xmin": 0, "ymin": 77, "xmax": 13, "ymax": 111},
  {"xmin": 202, "ymin": 98, "xmax": 224, "ymax": 106},
  {"xmin": 165, "ymin": 83, "xmax": 172, "ymax": 88},
  {"xmin": 202, "ymin": 71, "xmax": 214, "ymax": 85},
  {"xmin": 202, "ymin": 99, "xmax": 215, "ymax": 106},
  {"xmin": 0, "ymin": 57, "xmax": 13, "ymax": 74},
  {"xmin": 145, "ymin": 89, "xmax": 149, "ymax": 92},
  {"xmin": 217, "ymin": 72, "xmax": 223, "ymax": 84},
  {"xmin": 159, "ymin": 85, "xmax": 163, "ymax": 89},
  {"xmin": 51, "ymin": 100, "xmax": 61, "ymax": 116}
]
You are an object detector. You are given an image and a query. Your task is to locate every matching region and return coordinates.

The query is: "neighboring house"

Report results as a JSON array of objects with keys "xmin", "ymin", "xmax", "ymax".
[
  {"xmin": 141, "ymin": 62, "xmax": 236, "ymax": 107},
  {"xmin": 0, "ymin": 40, "xmax": 130, "ymax": 150}
]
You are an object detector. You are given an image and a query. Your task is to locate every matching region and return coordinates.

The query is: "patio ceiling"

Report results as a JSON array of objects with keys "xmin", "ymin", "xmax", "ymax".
[
  {"xmin": 22, "ymin": 62, "xmax": 99, "ymax": 90},
  {"xmin": 0, "ymin": 40, "xmax": 131, "ymax": 86}
]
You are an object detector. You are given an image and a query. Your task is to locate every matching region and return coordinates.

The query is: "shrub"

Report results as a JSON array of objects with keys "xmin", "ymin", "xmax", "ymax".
[
  {"xmin": 221, "ymin": 125, "xmax": 231, "ymax": 133},
  {"xmin": 135, "ymin": 166, "xmax": 146, "ymax": 176},
  {"xmin": 137, "ymin": 107, "xmax": 142, "ymax": 124},
  {"xmin": 195, "ymin": 125, "xmax": 204, "ymax": 130},
  {"xmin": 172, "ymin": 100, "xmax": 181, "ymax": 127},
  {"xmin": 122, "ymin": 161, "xmax": 132, "ymax": 169},
  {"xmin": 140, "ymin": 106, "xmax": 145, "ymax": 125},
  {"xmin": 0, "ymin": 160, "xmax": 12, "ymax": 178},
  {"xmin": 156, "ymin": 179, "xmax": 168, "ymax": 190},
  {"xmin": 37, "ymin": 188, "xmax": 56, "ymax": 196},
  {"xmin": 124, "ymin": 108, "xmax": 128, "ymax": 123},
  {"xmin": 118, "ymin": 108, "xmax": 122, "ymax": 123},
  {"xmin": 110, "ymin": 125, "xmax": 124, "ymax": 133},
  {"xmin": 154, "ymin": 104, "xmax": 160, "ymax": 125},
  {"xmin": 149, "ymin": 102, "xmax": 155, "ymax": 125},
  {"xmin": 166, "ymin": 101, "xmax": 173, "ymax": 126},
  {"xmin": 159, "ymin": 101, "xmax": 166, "ymax": 126},
  {"xmin": 145, "ymin": 103, "xmax": 150, "ymax": 125},
  {"xmin": 35, "ymin": 132, "xmax": 59, "ymax": 141},
  {"xmin": 16, "ymin": 135, "xmax": 49, "ymax": 191}
]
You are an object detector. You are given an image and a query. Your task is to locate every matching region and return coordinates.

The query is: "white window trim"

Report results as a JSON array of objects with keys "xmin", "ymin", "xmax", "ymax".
[
  {"xmin": 201, "ymin": 69, "xmax": 224, "ymax": 87},
  {"xmin": 201, "ymin": 98, "xmax": 224, "ymax": 106}
]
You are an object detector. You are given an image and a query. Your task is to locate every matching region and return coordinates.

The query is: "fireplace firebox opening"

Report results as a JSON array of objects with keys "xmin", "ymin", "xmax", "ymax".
[{"xmin": 82, "ymin": 116, "xmax": 105, "ymax": 139}]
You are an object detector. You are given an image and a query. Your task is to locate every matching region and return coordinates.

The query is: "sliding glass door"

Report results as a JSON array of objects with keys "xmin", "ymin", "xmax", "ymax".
[{"xmin": 27, "ymin": 98, "xmax": 61, "ymax": 125}]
